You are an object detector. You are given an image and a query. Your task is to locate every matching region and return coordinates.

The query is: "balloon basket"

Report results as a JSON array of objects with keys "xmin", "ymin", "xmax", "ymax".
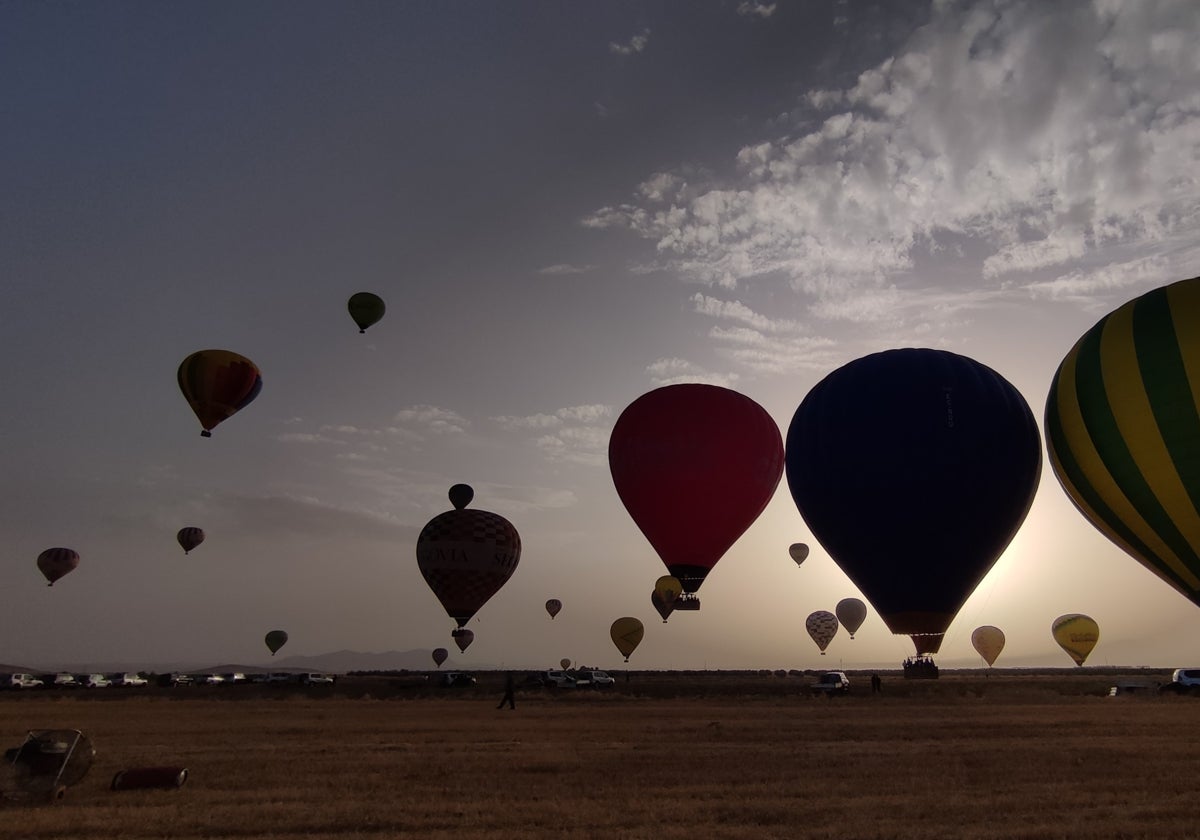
[
  {"xmin": 111, "ymin": 766, "xmax": 188, "ymax": 791},
  {"xmin": 674, "ymin": 595, "xmax": 700, "ymax": 611}
]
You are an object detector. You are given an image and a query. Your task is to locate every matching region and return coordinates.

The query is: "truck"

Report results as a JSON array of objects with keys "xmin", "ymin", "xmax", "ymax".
[{"xmin": 810, "ymin": 671, "xmax": 851, "ymax": 695}]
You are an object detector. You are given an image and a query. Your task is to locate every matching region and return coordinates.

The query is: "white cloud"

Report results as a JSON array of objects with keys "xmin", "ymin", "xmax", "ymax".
[
  {"xmin": 609, "ymin": 28, "xmax": 651, "ymax": 55},
  {"xmin": 645, "ymin": 357, "xmax": 739, "ymax": 387},
  {"xmin": 587, "ymin": 1, "xmax": 1200, "ymax": 319},
  {"xmin": 276, "ymin": 432, "xmax": 346, "ymax": 446},
  {"xmin": 690, "ymin": 292, "xmax": 802, "ymax": 332},
  {"xmin": 737, "ymin": 2, "xmax": 776, "ymax": 19},
  {"xmin": 538, "ymin": 263, "xmax": 595, "ymax": 275},
  {"xmin": 493, "ymin": 405, "xmax": 614, "ymax": 465},
  {"xmin": 393, "ymin": 405, "xmax": 469, "ymax": 435}
]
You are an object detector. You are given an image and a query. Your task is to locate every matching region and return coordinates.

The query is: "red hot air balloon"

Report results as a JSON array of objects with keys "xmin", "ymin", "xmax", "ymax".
[
  {"xmin": 416, "ymin": 491, "xmax": 521, "ymax": 643},
  {"xmin": 177, "ymin": 350, "xmax": 262, "ymax": 437},
  {"xmin": 37, "ymin": 547, "xmax": 79, "ymax": 586},
  {"xmin": 609, "ymin": 384, "xmax": 784, "ymax": 608},
  {"xmin": 432, "ymin": 648, "xmax": 449, "ymax": 668},
  {"xmin": 176, "ymin": 527, "xmax": 205, "ymax": 555},
  {"xmin": 786, "ymin": 349, "xmax": 1041, "ymax": 657}
]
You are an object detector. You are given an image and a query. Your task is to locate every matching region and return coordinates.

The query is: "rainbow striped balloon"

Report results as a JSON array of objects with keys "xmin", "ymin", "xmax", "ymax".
[{"xmin": 1046, "ymin": 275, "xmax": 1200, "ymax": 606}]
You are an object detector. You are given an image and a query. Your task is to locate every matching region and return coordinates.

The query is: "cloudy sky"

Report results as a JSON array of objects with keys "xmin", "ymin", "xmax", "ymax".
[{"xmin": 3, "ymin": 0, "xmax": 1199, "ymax": 671}]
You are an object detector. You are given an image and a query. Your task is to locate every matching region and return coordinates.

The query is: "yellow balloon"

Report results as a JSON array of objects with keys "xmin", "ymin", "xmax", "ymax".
[
  {"xmin": 610, "ymin": 617, "xmax": 645, "ymax": 662},
  {"xmin": 654, "ymin": 575, "xmax": 683, "ymax": 606},
  {"xmin": 1052, "ymin": 614, "xmax": 1099, "ymax": 666},
  {"xmin": 971, "ymin": 625, "xmax": 1005, "ymax": 667}
]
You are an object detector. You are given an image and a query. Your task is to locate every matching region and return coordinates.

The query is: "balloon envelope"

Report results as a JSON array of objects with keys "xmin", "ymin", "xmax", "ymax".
[
  {"xmin": 835, "ymin": 598, "xmax": 868, "ymax": 638},
  {"xmin": 788, "ymin": 543, "xmax": 810, "ymax": 567},
  {"xmin": 37, "ymin": 547, "xmax": 79, "ymax": 586},
  {"xmin": 452, "ymin": 628, "xmax": 474, "ymax": 652},
  {"xmin": 1046, "ymin": 276, "xmax": 1200, "ymax": 609},
  {"xmin": 806, "ymin": 610, "xmax": 839, "ymax": 654},
  {"xmin": 786, "ymin": 349, "xmax": 1042, "ymax": 654},
  {"xmin": 651, "ymin": 590, "xmax": 674, "ymax": 623},
  {"xmin": 654, "ymin": 575, "xmax": 683, "ymax": 606},
  {"xmin": 177, "ymin": 349, "xmax": 263, "ymax": 437},
  {"xmin": 1052, "ymin": 614, "xmax": 1099, "ymax": 666},
  {"xmin": 448, "ymin": 483, "xmax": 474, "ymax": 510},
  {"xmin": 560, "ymin": 658, "xmax": 571, "ymax": 670},
  {"xmin": 347, "ymin": 292, "xmax": 385, "ymax": 333},
  {"xmin": 432, "ymin": 648, "xmax": 448, "ymax": 668},
  {"xmin": 264, "ymin": 630, "xmax": 288, "ymax": 656},
  {"xmin": 610, "ymin": 617, "xmax": 644, "ymax": 661},
  {"xmin": 545, "ymin": 599, "xmax": 562, "ymax": 619},
  {"xmin": 609, "ymin": 384, "xmax": 784, "ymax": 596},
  {"xmin": 176, "ymin": 527, "xmax": 205, "ymax": 554},
  {"xmin": 971, "ymin": 625, "xmax": 1005, "ymax": 666},
  {"xmin": 416, "ymin": 502, "xmax": 521, "ymax": 628}
]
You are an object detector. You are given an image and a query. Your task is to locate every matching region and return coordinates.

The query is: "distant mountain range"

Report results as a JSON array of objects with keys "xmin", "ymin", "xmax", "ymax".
[{"xmin": 0, "ymin": 649, "xmax": 484, "ymax": 676}]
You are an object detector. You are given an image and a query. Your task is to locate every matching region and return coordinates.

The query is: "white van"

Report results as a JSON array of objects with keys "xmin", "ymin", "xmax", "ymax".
[{"xmin": 7, "ymin": 673, "xmax": 42, "ymax": 689}]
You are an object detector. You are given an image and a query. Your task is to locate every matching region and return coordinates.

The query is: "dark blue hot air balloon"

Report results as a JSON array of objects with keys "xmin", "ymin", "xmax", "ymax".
[{"xmin": 785, "ymin": 348, "xmax": 1041, "ymax": 655}]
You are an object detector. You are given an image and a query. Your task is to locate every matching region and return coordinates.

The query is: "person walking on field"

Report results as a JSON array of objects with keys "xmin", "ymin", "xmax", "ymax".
[{"xmin": 497, "ymin": 672, "xmax": 516, "ymax": 710}]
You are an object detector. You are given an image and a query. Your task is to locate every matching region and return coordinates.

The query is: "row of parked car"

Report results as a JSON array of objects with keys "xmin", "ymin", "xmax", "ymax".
[{"xmin": 2, "ymin": 671, "xmax": 336, "ymax": 689}]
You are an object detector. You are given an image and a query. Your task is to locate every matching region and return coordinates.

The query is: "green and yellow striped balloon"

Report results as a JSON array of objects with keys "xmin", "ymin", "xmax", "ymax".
[{"xmin": 1045, "ymin": 275, "xmax": 1200, "ymax": 606}]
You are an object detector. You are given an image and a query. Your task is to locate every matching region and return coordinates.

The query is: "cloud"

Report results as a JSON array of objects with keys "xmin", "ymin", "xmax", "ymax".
[
  {"xmin": 586, "ymin": 1, "xmax": 1200, "ymax": 318},
  {"xmin": 276, "ymin": 432, "xmax": 346, "ymax": 446},
  {"xmin": 538, "ymin": 263, "xmax": 595, "ymax": 275},
  {"xmin": 393, "ymin": 405, "xmax": 469, "ymax": 435},
  {"xmin": 493, "ymin": 404, "xmax": 614, "ymax": 465},
  {"xmin": 645, "ymin": 357, "xmax": 739, "ymax": 387},
  {"xmin": 609, "ymin": 28, "xmax": 651, "ymax": 55},
  {"xmin": 737, "ymin": 2, "xmax": 776, "ymax": 19}
]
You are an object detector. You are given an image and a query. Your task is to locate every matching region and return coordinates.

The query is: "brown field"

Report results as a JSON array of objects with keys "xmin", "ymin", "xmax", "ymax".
[{"xmin": 1, "ymin": 671, "xmax": 1197, "ymax": 839}]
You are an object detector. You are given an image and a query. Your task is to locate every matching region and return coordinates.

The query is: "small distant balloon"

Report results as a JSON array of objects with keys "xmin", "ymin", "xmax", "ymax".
[
  {"xmin": 347, "ymin": 292, "xmax": 386, "ymax": 333},
  {"xmin": 452, "ymin": 628, "xmax": 474, "ymax": 653},
  {"xmin": 545, "ymin": 599, "xmax": 562, "ymax": 619},
  {"xmin": 651, "ymin": 590, "xmax": 673, "ymax": 623},
  {"xmin": 448, "ymin": 484, "xmax": 474, "ymax": 510},
  {"xmin": 788, "ymin": 543, "xmax": 809, "ymax": 567},
  {"xmin": 265, "ymin": 630, "xmax": 288, "ymax": 656},
  {"xmin": 835, "ymin": 598, "xmax": 867, "ymax": 639},
  {"xmin": 971, "ymin": 625, "xmax": 1005, "ymax": 667},
  {"xmin": 560, "ymin": 658, "xmax": 571, "ymax": 670},
  {"xmin": 177, "ymin": 349, "xmax": 263, "ymax": 438},
  {"xmin": 37, "ymin": 547, "xmax": 79, "ymax": 587},
  {"xmin": 1052, "ymin": 614, "xmax": 1099, "ymax": 667},
  {"xmin": 806, "ymin": 610, "xmax": 839, "ymax": 655},
  {"xmin": 432, "ymin": 648, "xmax": 448, "ymax": 668},
  {"xmin": 610, "ymin": 617, "xmax": 645, "ymax": 662},
  {"xmin": 176, "ymin": 527, "xmax": 205, "ymax": 555}
]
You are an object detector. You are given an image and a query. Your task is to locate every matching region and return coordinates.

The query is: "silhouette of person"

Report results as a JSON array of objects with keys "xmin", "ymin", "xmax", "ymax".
[
  {"xmin": 497, "ymin": 672, "xmax": 515, "ymax": 710},
  {"xmin": 871, "ymin": 673, "xmax": 882, "ymax": 694}
]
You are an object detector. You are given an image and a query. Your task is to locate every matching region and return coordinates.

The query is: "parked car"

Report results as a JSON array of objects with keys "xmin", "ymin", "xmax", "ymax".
[
  {"xmin": 110, "ymin": 673, "xmax": 149, "ymax": 687},
  {"xmin": 300, "ymin": 673, "xmax": 335, "ymax": 686},
  {"xmin": 6, "ymin": 673, "xmax": 43, "ymax": 689},
  {"xmin": 440, "ymin": 672, "xmax": 477, "ymax": 688},
  {"xmin": 200, "ymin": 674, "xmax": 225, "ymax": 685},
  {"xmin": 1160, "ymin": 669, "xmax": 1200, "ymax": 694},
  {"xmin": 534, "ymin": 670, "xmax": 576, "ymax": 689},
  {"xmin": 168, "ymin": 673, "xmax": 194, "ymax": 687},
  {"xmin": 80, "ymin": 673, "xmax": 111, "ymax": 689},
  {"xmin": 221, "ymin": 672, "xmax": 247, "ymax": 684},
  {"xmin": 575, "ymin": 670, "xmax": 615, "ymax": 687},
  {"xmin": 51, "ymin": 673, "xmax": 79, "ymax": 689},
  {"xmin": 810, "ymin": 671, "xmax": 851, "ymax": 695},
  {"xmin": 265, "ymin": 672, "xmax": 295, "ymax": 684}
]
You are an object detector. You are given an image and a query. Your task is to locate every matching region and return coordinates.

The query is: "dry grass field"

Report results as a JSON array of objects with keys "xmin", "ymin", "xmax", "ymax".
[{"xmin": 1, "ymin": 671, "xmax": 1197, "ymax": 839}]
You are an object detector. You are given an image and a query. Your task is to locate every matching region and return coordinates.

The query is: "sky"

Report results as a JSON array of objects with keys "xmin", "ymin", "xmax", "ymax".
[{"xmin": 2, "ymin": 0, "xmax": 1199, "ymax": 672}]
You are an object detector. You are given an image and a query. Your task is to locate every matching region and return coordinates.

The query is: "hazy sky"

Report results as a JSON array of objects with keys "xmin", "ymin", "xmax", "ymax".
[{"xmin": 3, "ymin": 0, "xmax": 1199, "ymax": 671}]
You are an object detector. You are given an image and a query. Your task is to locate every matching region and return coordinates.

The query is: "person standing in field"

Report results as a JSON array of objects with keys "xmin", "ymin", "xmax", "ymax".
[
  {"xmin": 871, "ymin": 673, "xmax": 882, "ymax": 694},
  {"xmin": 497, "ymin": 672, "xmax": 516, "ymax": 710}
]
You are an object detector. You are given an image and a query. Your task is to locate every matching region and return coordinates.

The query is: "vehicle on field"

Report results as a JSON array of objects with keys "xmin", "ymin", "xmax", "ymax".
[
  {"xmin": 79, "ymin": 674, "xmax": 110, "ymax": 689},
  {"xmin": 110, "ymin": 673, "xmax": 148, "ymax": 687},
  {"xmin": 440, "ymin": 672, "xmax": 477, "ymax": 688},
  {"xmin": 221, "ymin": 672, "xmax": 246, "ymax": 684},
  {"xmin": 51, "ymin": 673, "xmax": 79, "ymax": 689},
  {"xmin": 200, "ymin": 674, "xmax": 225, "ymax": 685},
  {"xmin": 575, "ymin": 670, "xmax": 615, "ymax": 687},
  {"xmin": 533, "ymin": 670, "xmax": 576, "ymax": 689},
  {"xmin": 301, "ymin": 673, "xmax": 335, "ymax": 686},
  {"xmin": 165, "ymin": 673, "xmax": 194, "ymax": 687},
  {"xmin": 6, "ymin": 673, "xmax": 43, "ymax": 689},
  {"xmin": 265, "ymin": 672, "xmax": 295, "ymax": 684},
  {"xmin": 1159, "ymin": 669, "xmax": 1200, "ymax": 694},
  {"xmin": 810, "ymin": 671, "xmax": 851, "ymax": 695}
]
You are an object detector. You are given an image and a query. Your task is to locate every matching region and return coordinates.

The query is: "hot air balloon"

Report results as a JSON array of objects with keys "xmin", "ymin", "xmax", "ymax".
[
  {"xmin": 560, "ymin": 658, "xmax": 571, "ymax": 670},
  {"xmin": 971, "ymin": 625, "xmax": 1005, "ymax": 667},
  {"xmin": 176, "ymin": 527, "xmax": 205, "ymax": 555},
  {"xmin": 415, "ymin": 490, "xmax": 521, "ymax": 644},
  {"xmin": 448, "ymin": 483, "xmax": 474, "ymax": 510},
  {"xmin": 610, "ymin": 617, "xmax": 644, "ymax": 662},
  {"xmin": 789, "ymin": 543, "xmax": 810, "ymax": 568},
  {"xmin": 651, "ymin": 590, "xmax": 673, "ymax": 623},
  {"xmin": 265, "ymin": 630, "xmax": 288, "ymax": 656},
  {"xmin": 432, "ymin": 648, "xmax": 448, "ymax": 668},
  {"xmin": 37, "ymin": 547, "xmax": 79, "ymax": 586},
  {"xmin": 453, "ymin": 628, "xmax": 474, "ymax": 652},
  {"xmin": 1046, "ymin": 276, "xmax": 1200, "ymax": 610},
  {"xmin": 654, "ymin": 575, "xmax": 683, "ymax": 607},
  {"xmin": 545, "ymin": 599, "xmax": 562, "ymax": 619},
  {"xmin": 177, "ymin": 350, "xmax": 263, "ymax": 437},
  {"xmin": 1052, "ymin": 614, "xmax": 1099, "ymax": 666},
  {"xmin": 806, "ymin": 610, "xmax": 839, "ymax": 655},
  {"xmin": 786, "ymin": 349, "xmax": 1042, "ymax": 657},
  {"xmin": 609, "ymin": 384, "xmax": 784, "ymax": 609},
  {"xmin": 835, "ymin": 598, "xmax": 868, "ymax": 639},
  {"xmin": 347, "ymin": 292, "xmax": 385, "ymax": 334}
]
